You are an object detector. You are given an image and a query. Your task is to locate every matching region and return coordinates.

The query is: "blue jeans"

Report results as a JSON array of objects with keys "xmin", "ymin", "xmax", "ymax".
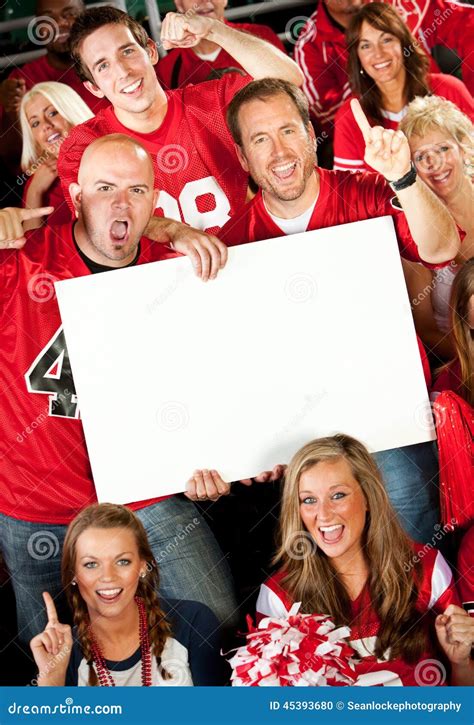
[
  {"xmin": 373, "ymin": 441, "xmax": 440, "ymax": 545},
  {"xmin": 0, "ymin": 495, "xmax": 237, "ymax": 647}
]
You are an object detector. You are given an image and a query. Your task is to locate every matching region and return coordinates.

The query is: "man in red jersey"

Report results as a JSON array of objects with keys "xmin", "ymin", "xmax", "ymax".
[
  {"xmin": 156, "ymin": 0, "xmax": 286, "ymax": 89},
  {"xmin": 221, "ymin": 79, "xmax": 459, "ymax": 264},
  {"xmin": 217, "ymin": 78, "xmax": 460, "ymax": 544},
  {"xmin": 57, "ymin": 6, "xmax": 302, "ymax": 276},
  {"xmin": 295, "ymin": 0, "xmax": 474, "ymax": 137},
  {"xmin": 0, "ymin": 0, "xmax": 109, "ymax": 170},
  {"xmin": 0, "ymin": 134, "xmax": 237, "ymax": 652}
]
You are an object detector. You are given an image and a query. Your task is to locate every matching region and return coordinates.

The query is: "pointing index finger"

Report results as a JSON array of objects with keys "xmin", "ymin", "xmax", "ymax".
[
  {"xmin": 43, "ymin": 591, "xmax": 59, "ymax": 625},
  {"xmin": 350, "ymin": 99, "xmax": 372, "ymax": 142},
  {"xmin": 20, "ymin": 206, "xmax": 54, "ymax": 222}
]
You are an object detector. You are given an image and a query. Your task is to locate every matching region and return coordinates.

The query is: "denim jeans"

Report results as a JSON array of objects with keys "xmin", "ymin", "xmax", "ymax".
[
  {"xmin": 0, "ymin": 495, "xmax": 237, "ymax": 648},
  {"xmin": 373, "ymin": 441, "xmax": 440, "ymax": 545}
]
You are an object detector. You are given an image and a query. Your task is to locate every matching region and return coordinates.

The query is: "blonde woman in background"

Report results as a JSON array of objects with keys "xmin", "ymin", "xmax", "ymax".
[
  {"xmin": 400, "ymin": 96, "xmax": 474, "ymax": 362},
  {"xmin": 19, "ymin": 82, "xmax": 94, "ymax": 230}
]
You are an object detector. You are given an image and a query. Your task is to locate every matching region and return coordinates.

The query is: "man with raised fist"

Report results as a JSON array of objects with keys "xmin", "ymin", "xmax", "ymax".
[{"xmin": 58, "ymin": 6, "xmax": 302, "ymax": 263}]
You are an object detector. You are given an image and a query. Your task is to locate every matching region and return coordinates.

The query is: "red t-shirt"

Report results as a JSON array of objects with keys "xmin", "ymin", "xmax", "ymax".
[
  {"xmin": 458, "ymin": 525, "xmax": 474, "ymax": 612},
  {"xmin": 334, "ymin": 73, "xmax": 474, "ymax": 172},
  {"xmin": 0, "ymin": 223, "xmax": 176, "ymax": 524},
  {"xmin": 219, "ymin": 167, "xmax": 427, "ymax": 264},
  {"xmin": 21, "ymin": 176, "xmax": 72, "ymax": 227},
  {"xmin": 58, "ymin": 74, "xmax": 250, "ymax": 235},
  {"xmin": 4, "ymin": 55, "xmax": 109, "ymax": 116},
  {"xmin": 156, "ymin": 20, "xmax": 285, "ymax": 89},
  {"xmin": 256, "ymin": 547, "xmax": 459, "ymax": 686}
]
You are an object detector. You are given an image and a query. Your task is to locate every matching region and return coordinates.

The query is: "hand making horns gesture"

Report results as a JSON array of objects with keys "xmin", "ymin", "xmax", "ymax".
[{"xmin": 351, "ymin": 99, "xmax": 412, "ymax": 182}]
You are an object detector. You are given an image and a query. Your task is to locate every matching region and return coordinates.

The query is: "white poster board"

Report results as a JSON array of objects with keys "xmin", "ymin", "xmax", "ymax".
[{"xmin": 55, "ymin": 216, "xmax": 435, "ymax": 504}]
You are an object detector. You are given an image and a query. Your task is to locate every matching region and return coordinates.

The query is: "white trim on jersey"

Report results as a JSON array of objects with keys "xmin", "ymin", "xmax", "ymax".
[
  {"xmin": 294, "ymin": 7, "xmax": 322, "ymax": 112},
  {"xmin": 429, "ymin": 550, "xmax": 454, "ymax": 610},
  {"xmin": 333, "ymin": 157, "xmax": 365, "ymax": 171},
  {"xmin": 256, "ymin": 583, "xmax": 289, "ymax": 619}
]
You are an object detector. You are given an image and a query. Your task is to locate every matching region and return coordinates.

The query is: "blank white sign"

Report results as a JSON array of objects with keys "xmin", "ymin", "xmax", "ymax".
[{"xmin": 55, "ymin": 216, "xmax": 435, "ymax": 504}]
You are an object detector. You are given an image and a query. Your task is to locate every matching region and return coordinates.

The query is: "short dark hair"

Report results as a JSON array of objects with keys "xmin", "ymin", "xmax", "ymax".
[
  {"xmin": 69, "ymin": 7, "xmax": 150, "ymax": 83},
  {"xmin": 226, "ymin": 78, "xmax": 311, "ymax": 146}
]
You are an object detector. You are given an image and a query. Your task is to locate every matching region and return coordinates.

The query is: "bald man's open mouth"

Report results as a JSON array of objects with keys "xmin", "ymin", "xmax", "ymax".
[{"xmin": 110, "ymin": 219, "xmax": 129, "ymax": 245}]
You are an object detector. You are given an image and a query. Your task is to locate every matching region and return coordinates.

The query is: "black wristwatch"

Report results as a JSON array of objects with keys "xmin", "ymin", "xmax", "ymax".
[{"xmin": 389, "ymin": 162, "xmax": 417, "ymax": 192}]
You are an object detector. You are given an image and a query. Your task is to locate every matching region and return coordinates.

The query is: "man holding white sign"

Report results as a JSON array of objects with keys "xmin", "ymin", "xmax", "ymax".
[
  {"xmin": 189, "ymin": 79, "xmax": 458, "ymax": 542},
  {"xmin": 0, "ymin": 134, "xmax": 238, "ymax": 651}
]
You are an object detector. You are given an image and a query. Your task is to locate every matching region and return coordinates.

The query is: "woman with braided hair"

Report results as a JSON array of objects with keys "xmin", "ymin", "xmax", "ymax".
[{"xmin": 30, "ymin": 503, "xmax": 225, "ymax": 686}]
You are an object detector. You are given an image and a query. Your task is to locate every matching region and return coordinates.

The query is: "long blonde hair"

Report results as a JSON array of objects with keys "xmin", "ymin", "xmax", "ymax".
[
  {"xmin": 275, "ymin": 434, "xmax": 426, "ymax": 661},
  {"xmin": 20, "ymin": 82, "xmax": 94, "ymax": 171},
  {"xmin": 62, "ymin": 503, "xmax": 171, "ymax": 686}
]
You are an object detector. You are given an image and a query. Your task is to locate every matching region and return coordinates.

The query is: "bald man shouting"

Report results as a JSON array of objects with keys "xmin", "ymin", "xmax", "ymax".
[{"xmin": 0, "ymin": 134, "xmax": 237, "ymax": 652}]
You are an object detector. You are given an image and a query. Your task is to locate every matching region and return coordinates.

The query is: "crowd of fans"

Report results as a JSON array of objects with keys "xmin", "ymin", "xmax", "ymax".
[{"xmin": 0, "ymin": 0, "xmax": 472, "ymax": 687}]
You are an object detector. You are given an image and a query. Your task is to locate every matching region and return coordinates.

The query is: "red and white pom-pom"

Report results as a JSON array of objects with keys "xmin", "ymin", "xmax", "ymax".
[{"xmin": 228, "ymin": 603, "xmax": 358, "ymax": 687}]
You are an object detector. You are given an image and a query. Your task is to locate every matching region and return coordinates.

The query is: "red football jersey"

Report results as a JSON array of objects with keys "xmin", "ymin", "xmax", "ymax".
[
  {"xmin": 4, "ymin": 55, "xmax": 109, "ymax": 116},
  {"xmin": 0, "ymin": 223, "xmax": 175, "ymax": 524},
  {"xmin": 156, "ymin": 20, "xmax": 286, "ymax": 89},
  {"xmin": 219, "ymin": 167, "xmax": 426, "ymax": 264},
  {"xmin": 334, "ymin": 73, "xmax": 474, "ymax": 172},
  {"xmin": 256, "ymin": 547, "xmax": 459, "ymax": 686},
  {"xmin": 58, "ymin": 74, "xmax": 250, "ymax": 235}
]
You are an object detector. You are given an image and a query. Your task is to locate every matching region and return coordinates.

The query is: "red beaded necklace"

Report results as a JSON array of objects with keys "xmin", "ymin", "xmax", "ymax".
[{"xmin": 88, "ymin": 596, "xmax": 152, "ymax": 687}]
